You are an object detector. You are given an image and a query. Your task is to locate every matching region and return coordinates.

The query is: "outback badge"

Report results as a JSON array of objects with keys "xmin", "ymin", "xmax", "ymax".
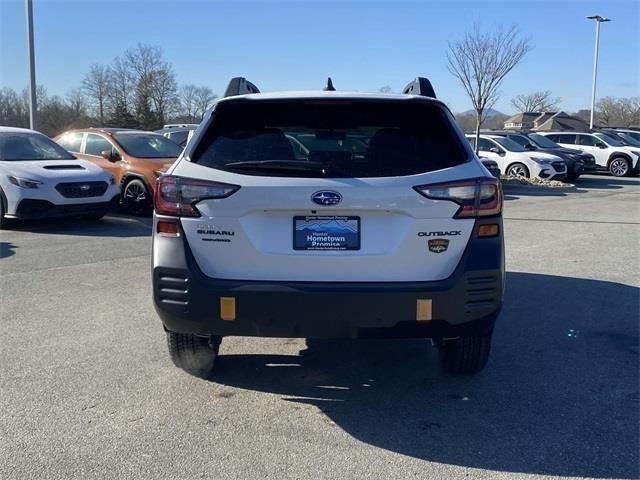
[{"xmin": 428, "ymin": 239, "xmax": 449, "ymax": 253}]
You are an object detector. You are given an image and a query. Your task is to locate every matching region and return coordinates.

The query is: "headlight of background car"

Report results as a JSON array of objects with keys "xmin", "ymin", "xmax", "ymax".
[
  {"xmin": 530, "ymin": 157, "xmax": 551, "ymax": 164},
  {"xmin": 8, "ymin": 175, "xmax": 43, "ymax": 189}
]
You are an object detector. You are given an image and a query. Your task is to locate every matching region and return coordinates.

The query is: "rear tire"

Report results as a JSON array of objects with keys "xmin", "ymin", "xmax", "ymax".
[
  {"xmin": 506, "ymin": 163, "xmax": 530, "ymax": 178},
  {"xmin": 608, "ymin": 157, "xmax": 630, "ymax": 177},
  {"xmin": 166, "ymin": 332, "xmax": 221, "ymax": 379},
  {"xmin": 566, "ymin": 171, "xmax": 580, "ymax": 182},
  {"xmin": 439, "ymin": 332, "xmax": 492, "ymax": 374},
  {"xmin": 0, "ymin": 198, "xmax": 6, "ymax": 230}
]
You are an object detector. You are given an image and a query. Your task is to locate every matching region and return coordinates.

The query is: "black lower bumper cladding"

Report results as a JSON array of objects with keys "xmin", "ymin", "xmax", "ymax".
[{"xmin": 153, "ymin": 217, "xmax": 505, "ymax": 339}]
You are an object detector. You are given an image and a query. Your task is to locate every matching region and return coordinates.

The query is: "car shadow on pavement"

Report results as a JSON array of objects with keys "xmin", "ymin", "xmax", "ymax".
[
  {"xmin": 575, "ymin": 175, "xmax": 640, "ymax": 189},
  {"xmin": 0, "ymin": 241, "xmax": 18, "ymax": 258},
  {"xmin": 3, "ymin": 214, "xmax": 151, "ymax": 238},
  {"xmin": 212, "ymin": 272, "xmax": 639, "ymax": 479}
]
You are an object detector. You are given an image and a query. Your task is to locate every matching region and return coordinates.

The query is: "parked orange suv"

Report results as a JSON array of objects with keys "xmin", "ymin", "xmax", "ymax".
[{"xmin": 55, "ymin": 128, "xmax": 182, "ymax": 214}]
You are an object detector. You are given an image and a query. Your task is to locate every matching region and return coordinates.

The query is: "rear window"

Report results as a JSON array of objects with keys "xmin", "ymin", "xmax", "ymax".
[{"xmin": 191, "ymin": 101, "xmax": 469, "ymax": 178}]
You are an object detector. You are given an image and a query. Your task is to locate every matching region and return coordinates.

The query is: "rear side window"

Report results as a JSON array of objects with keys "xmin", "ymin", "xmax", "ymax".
[
  {"xmin": 58, "ymin": 132, "xmax": 83, "ymax": 152},
  {"xmin": 556, "ymin": 134, "xmax": 576, "ymax": 144},
  {"xmin": 192, "ymin": 101, "xmax": 469, "ymax": 178}
]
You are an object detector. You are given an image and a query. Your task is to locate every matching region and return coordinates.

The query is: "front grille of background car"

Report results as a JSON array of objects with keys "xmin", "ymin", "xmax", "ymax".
[
  {"xmin": 55, "ymin": 181, "xmax": 108, "ymax": 198},
  {"xmin": 552, "ymin": 162, "xmax": 565, "ymax": 171}
]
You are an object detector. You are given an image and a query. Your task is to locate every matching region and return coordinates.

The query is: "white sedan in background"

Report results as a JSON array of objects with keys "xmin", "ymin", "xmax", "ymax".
[
  {"xmin": 0, "ymin": 127, "xmax": 120, "ymax": 228},
  {"xmin": 467, "ymin": 134, "xmax": 567, "ymax": 180}
]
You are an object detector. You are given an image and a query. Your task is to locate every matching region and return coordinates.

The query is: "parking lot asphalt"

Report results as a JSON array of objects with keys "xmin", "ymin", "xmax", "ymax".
[{"xmin": 1, "ymin": 174, "xmax": 638, "ymax": 480}]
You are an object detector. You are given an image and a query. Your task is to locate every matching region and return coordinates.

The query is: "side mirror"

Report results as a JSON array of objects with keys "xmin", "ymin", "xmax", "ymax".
[
  {"xmin": 489, "ymin": 147, "xmax": 504, "ymax": 155},
  {"xmin": 525, "ymin": 143, "xmax": 537, "ymax": 150},
  {"xmin": 102, "ymin": 150, "xmax": 120, "ymax": 162},
  {"xmin": 596, "ymin": 143, "xmax": 607, "ymax": 149}
]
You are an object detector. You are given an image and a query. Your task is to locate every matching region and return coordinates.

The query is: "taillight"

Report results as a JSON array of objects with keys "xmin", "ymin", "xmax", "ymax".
[
  {"xmin": 414, "ymin": 177, "xmax": 502, "ymax": 218},
  {"xmin": 154, "ymin": 175, "xmax": 240, "ymax": 217}
]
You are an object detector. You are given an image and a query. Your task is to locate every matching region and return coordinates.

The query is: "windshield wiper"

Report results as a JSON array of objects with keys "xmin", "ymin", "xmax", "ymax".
[{"xmin": 225, "ymin": 160, "xmax": 326, "ymax": 175}]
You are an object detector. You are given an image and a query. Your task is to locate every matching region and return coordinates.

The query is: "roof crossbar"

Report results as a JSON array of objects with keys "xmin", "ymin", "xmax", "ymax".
[
  {"xmin": 402, "ymin": 77, "xmax": 436, "ymax": 98},
  {"xmin": 223, "ymin": 77, "xmax": 261, "ymax": 97}
]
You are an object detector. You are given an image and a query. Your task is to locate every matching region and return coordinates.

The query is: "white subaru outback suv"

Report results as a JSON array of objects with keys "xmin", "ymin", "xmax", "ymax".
[
  {"xmin": 152, "ymin": 77, "xmax": 505, "ymax": 378},
  {"xmin": 0, "ymin": 127, "xmax": 119, "ymax": 228}
]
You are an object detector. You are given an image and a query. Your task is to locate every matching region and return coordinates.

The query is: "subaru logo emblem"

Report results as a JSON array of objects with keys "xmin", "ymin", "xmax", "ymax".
[
  {"xmin": 80, "ymin": 185, "xmax": 90, "ymax": 191},
  {"xmin": 311, "ymin": 190, "xmax": 342, "ymax": 206}
]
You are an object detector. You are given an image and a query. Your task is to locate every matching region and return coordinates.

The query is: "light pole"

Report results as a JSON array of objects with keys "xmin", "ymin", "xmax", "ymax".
[
  {"xmin": 25, "ymin": 0, "xmax": 37, "ymax": 130},
  {"xmin": 587, "ymin": 15, "xmax": 611, "ymax": 130}
]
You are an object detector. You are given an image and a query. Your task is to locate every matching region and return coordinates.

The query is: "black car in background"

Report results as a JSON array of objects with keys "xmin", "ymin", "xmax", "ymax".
[
  {"xmin": 602, "ymin": 129, "xmax": 640, "ymax": 148},
  {"xmin": 479, "ymin": 157, "xmax": 501, "ymax": 178},
  {"xmin": 484, "ymin": 130, "xmax": 597, "ymax": 180}
]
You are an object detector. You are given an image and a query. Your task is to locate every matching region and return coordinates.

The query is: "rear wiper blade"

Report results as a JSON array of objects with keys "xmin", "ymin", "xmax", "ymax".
[{"xmin": 225, "ymin": 160, "xmax": 326, "ymax": 173}]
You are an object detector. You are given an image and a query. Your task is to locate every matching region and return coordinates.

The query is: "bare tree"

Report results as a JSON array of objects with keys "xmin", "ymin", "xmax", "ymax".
[
  {"xmin": 511, "ymin": 90, "xmax": 560, "ymax": 113},
  {"xmin": 179, "ymin": 85, "xmax": 198, "ymax": 122},
  {"xmin": 108, "ymin": 56, "xmax": 135, "ymax": 115},
  {"xmin": 0, "ymin": 87, "xmax": 28, "ymax": 127},
  {"xmin": 149, "ymin": 66, "xmax": 178, "ymax": 126},
  {"xmin": 596, "ymin": 96, "xmax": 640, "ymax": 127},
  {"xmin": 447, "ymin": 24, "xmax": 531, "ymax": 153},
  {"xmin": 66, "ymin": 88, "xmax": 87, "ymax": 118},
  {"xmin": 123, "ymin": 44, "xmax": 178, "ymax": 127},
  {"xmin": 193, "ymin": 86, "xmax": 217, "ymax": 120},
  {"xmin": 82, "ymin": 64, "xmax": 111, "ymax": 126},
  {"xmin": 379, "ymin": 85, "xmax": 393, "ymax": 94}
]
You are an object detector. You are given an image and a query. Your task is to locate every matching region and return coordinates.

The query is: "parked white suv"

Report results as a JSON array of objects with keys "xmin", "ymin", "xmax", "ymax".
[
  {"xmin": 0, "ymin": 127, "xmax": 119, "ymax": 228},
  {"xmin": 152, "ymin": 77, "xmax": 505, "ymax": 378},
  {"xmin": 541, "ymin": 131, "xmax": 640, "ymax": 177},
  {"xmin": 466, "ymin": 134, "xmax": 567, "ymax": 180}
]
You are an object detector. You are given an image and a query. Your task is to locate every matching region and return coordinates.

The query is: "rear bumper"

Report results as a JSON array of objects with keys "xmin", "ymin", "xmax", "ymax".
[
  {"xmin": 10, "ymin": 196, "xmax": 119, "ymax": 220},
  {"xmin": 153, "ymin": 217, "xmax": 505, "ymax": 339}
]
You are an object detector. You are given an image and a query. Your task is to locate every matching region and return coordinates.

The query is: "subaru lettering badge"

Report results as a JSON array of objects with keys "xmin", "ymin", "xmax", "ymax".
[{"xmin": 311, "ymin": 191, "xmax": 342, "ymax": 206}]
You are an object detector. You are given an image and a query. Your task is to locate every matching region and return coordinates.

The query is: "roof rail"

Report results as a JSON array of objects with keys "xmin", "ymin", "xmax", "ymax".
[
  {"xmin": 223, "ymin": 77, "xmax": 260, "ymax": 97},
  {"xmin": 402, "ymin": 77, "xmax": 436, "ymax": 98}
]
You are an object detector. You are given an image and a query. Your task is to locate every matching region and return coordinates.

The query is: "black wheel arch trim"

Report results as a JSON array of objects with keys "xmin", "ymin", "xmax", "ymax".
[
  {"xmin": 607, "ymin": 152, "xmax": 632, "ymax": 166},
  {"xmin": 120, "ymin": 173, "xmax": 153, "ymax": 193}
]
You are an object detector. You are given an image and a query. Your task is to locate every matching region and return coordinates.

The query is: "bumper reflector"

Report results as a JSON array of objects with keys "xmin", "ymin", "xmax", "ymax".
[
  {"xmin": 416, "ymin": 299, "xmax": 432, "ymax": 322},
  {"xmin": 157, "ymin": 221, "xmax": 179, "ymax": 236},
  {"xmin": 220, "ymin": 297, "xmax": 236, "ymax": 321},
  {"xmin": 478, "ymin": 224, "xmax": 500, "ymax": 237}
]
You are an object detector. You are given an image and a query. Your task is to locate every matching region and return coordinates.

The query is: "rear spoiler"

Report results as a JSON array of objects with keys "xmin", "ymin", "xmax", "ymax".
[
  {"xmin": 402, "ymin": 77, "xmax": 437, "ymax": 98},
  {"xmin": 223, "ymin": 77, "xmax": 261, "ymax": 97}
]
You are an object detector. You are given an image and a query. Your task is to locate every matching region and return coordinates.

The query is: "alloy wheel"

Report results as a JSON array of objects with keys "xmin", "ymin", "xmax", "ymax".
[
  {"xmin": 123, "ymin": 180, "xmax": 148, "ymax": 214},
  {"xmin": 610, "ymin": 159, "xmax": 628, "ymax": 177}
]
